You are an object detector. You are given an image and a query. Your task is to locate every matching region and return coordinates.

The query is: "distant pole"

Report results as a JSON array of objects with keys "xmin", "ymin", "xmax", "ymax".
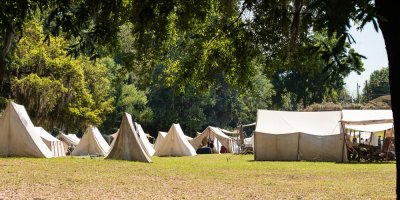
[
  {"xmin": 239, "ymin": 124, "xmax": 244, "ymax": 150},
  {"xmin": 365, "ymin": 80, "xmax": 368, "ymax": 101}
]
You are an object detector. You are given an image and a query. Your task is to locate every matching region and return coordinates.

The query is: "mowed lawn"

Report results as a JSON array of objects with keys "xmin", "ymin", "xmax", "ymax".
[{"xmin": 0, "ymin": 154, "xmax": 395, "ymax": 199}]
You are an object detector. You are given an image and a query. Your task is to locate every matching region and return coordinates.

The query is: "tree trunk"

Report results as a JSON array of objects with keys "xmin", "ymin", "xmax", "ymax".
[
  {"xmin": 375, "ymin": 0, "xmax": 399, "ymax": 196},
  {"xmin": 0, "ymin": 25, "xmax": 15, "ymax": 96}
]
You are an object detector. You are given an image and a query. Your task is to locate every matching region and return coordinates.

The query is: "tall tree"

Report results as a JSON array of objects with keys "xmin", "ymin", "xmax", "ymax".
[
  {"xmin": 0, "ymin": 0, "xmax": 49, "ymax": 96},
  {"xmin": 10, "ymin": 19, "xmax": 114, "ymax": 131},
  {"xmin": 244, "ymin": 0, "xmax": 399, "ymax": 193}
]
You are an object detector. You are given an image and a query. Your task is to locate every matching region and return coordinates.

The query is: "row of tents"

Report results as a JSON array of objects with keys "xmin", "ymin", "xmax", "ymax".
[
  {"xmin": 1, "ymin": 101, "xmax": 394, "ymax": 163},
  {"xmin": 0, "ymin": 102, "xmax": 238, "ymax": 163}
]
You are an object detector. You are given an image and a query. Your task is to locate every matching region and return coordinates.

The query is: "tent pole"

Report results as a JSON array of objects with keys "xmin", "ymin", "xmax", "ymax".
[
  {"xmin": 341, "ymin": 122, "xmax": 346, "ymax": 163},
  {"xmin": 369, "ymin": 132, "xmax": 373, "ymax": 145},
  {"xmin": 383, "ymin": 130, "xmax": 387, "ymax": 143},
  {"xmin": 297, "ymin": 133, "xmax": 300, "ymax": 161}
]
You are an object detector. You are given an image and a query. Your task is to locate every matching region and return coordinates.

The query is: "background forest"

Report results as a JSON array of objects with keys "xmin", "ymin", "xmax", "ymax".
[{"xmin": 0, "ymin": 1, "xmax": 390, "ymax": 138}]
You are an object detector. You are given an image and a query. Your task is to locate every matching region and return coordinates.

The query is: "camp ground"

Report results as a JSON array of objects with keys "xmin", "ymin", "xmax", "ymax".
[
  {"xmin": 0, "ymin": 102, "xmax": 394, "ymax": 199},
  {"xmin": 0, "ymin": 101, "xmax": 395, "ymax": 162}
]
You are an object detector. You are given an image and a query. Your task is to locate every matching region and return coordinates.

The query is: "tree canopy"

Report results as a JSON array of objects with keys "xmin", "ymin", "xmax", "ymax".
[{"xmin": 362, "ymin": 67, "xmax": 390, "ymax": 102}]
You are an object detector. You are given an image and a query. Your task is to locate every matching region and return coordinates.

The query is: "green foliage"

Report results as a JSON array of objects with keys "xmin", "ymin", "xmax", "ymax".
[
  {"xmin": 12, "ymin": 73, "xmax": 67, "ymax": 120},
  {"xmin": 0, "ymin": 0, "xmax": 377, "ymax": 137},
  {"xmin": 362, "ymin": 67, "xmax": 389, "ymax": 102},
  {"xmin": 119, "ymin": 84, "xmax": 153, "ymax": 123},
  {"xmin": 269, "ymin": 33, "xmax": 364, "ymax": 110},
  {"xmin": 233, "ymin": 74, "xmax": 275, "ymax": 124},
  {"xmin": 10, "ymin": 19, "xmax": 114, "ymax": 130},
  {"xmin": 148, "ymin": 81, "xmax": 213, "ymax": 137}
]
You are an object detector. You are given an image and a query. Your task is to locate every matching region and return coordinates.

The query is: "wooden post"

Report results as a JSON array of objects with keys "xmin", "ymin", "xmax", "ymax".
[
  {"xmin": 341, "ymin": 122, "xmax": 346, "ymax": 162},
  {"xmin": 239, "ymin": 124, "xmax": 244, "ymax": 151}
]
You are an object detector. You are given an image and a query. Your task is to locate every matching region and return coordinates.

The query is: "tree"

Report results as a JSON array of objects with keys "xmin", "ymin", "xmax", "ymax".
[
  {"xmin": 362, "ymin": 67, "xmax": 389, "ymax": 101},
  {"xmin": 10, "ymin": 19, "xmax": 114, "ymax": 131},
  {"xmin": 0, "ymin": 0, "xmax": 49, "ymax": 90},
  {"xmin": 244, "ymin": 0, "xmax": 399, "ymax": 193},
  {"xmin": 268, "ymin": 33, "xmax": 363, "ymax": 110}
]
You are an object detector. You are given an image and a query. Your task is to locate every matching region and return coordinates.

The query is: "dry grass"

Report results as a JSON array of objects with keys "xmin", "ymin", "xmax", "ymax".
[{"xmin": 0, "ymin": 154, "xmax": 396, "ymax": 199}]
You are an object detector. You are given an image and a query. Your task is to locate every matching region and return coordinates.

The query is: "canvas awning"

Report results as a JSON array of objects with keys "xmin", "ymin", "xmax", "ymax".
[
  {"xmin": 342, "ymin": 110, "xmax": 393, "ymax": 132},
  {"xmin": 341, "ymin": 110, "xmax": 393, "ymax": 125},
  {"xmin": 346, "ymin": 123, "xmax": 393, "ymax": 132}
]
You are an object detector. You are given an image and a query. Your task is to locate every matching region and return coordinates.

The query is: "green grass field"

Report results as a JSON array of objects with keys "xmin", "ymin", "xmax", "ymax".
[{"xmin": 0, "ymin": 154, "xmax": 395, "ymax": 199}]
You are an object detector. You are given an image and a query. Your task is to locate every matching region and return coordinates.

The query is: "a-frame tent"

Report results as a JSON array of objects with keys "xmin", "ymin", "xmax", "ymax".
[
  {"xmin": 154, "ymin": 131, "xmax": 167, "ymax": 152},
  {"xmin": 106, "ymin": 113, "xmax": 152, "ymax": 162},
  {"xmin": 154, "ymin": 123, "xmax": 197, "ymax": 157},
  {"xmin": 0, "ymin": 101, "xmax": 54, "ymax": 158},
  {"xmin": 190, "ymin": 126, "xmax": 234, "ymax": 153},
  {"xmin": 35, "ymin": 127, "xmax": 66, "ymax": 157},
  {"xmin": 72, "ymin": 125, "xmax": 110, "ymax": 156},
  {"xmin": 135, "ymin": 122, "xmax": 155, "ymax": 156},
  {"xmin": 254, "ymin": 110, "xmax": 347, "ymax": 162}
]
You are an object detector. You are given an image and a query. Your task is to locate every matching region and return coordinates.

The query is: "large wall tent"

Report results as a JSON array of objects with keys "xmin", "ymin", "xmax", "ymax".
[
  {"xmin": 106, "ymin": 113, "xmax": 152, "ymax": 162},
  {"xmin": 254, "ymin": 110, "xmax": 347, "ymax": 162},
  {"xmin": 0, "ymin": 102, "xmax": 54, "ymax": 158},
  {"xmin": 35, "ymin": 127, "xmax": 66, "ymax": 157},
  {"xmin": 72, "ymin": 125, "xmax": 110, "ymax": 156},
  {"xmin": 154, "ymin": 131, "xmax": 167, "ymax": 152},
  {"xmin": 154, "ymin": 123, "xmax": 197, "ymax": 157},
  {"xmin": 134, "ymin": 122, "xmax": 155, "ymax": 157},
  {"xmin": 190, "ymin": 126, "xmax": 234, "ymax": 153}
]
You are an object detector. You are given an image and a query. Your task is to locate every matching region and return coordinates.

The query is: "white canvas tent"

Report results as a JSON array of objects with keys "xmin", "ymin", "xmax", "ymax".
[
  {"xmin": 57, "ymin": 133, "xmax": 80, "ymax": 146},
  {"xmin": 134, "ymin": 122, "xmax": 155, "ymax": 156},
  {"xmin": 254, "ymin": 110, "xmax": 346, "ymax": 162},
  {"xmin": 190, "ymin": 126, "xmax": 234, "ymax": 153},
  {"xmin": 72, "ymin": 125, "xmax": 110, "ymax": 156},
  {"xmin": 244, "ymin": 135, "xmax": 254, "ymax": 148},
  {"xmin": 106, "ymin": 113, "xmax": 152, "ymax": 162},
  {"xmin": 342, "ymin": 109, "xmax": 393, "ymax": 147},
  {"xmin": 0, "ymin": 101, "xmax": 54, "ymax": 158},
  {"xmin": 35, "ymin": 127, "xmax": 65, "ymax": 157},
  {"xmin": 154, "ymin": 131, "xmax": 167, "ymax": 152},
  {"xmin": 57, "ymin": 133, "xmax": 80, "ymax": 153},
  {"xmin": 154, "ymin": 124, "xmax": 197, "ymax": 157}
]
